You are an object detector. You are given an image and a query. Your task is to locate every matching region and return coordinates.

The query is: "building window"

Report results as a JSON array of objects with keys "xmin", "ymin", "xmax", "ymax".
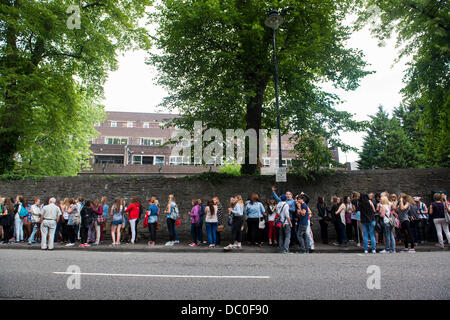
[
  {"xmin": 154, "ymin": 156, "xmax": 165, "ymax": 165},
  {"xmin": 142, "ymin": 156, "xmax": 153, "ymax": 165},
  {"xmin": 263, "ymin": 158, "xmax": 271, "ymax": 167},
  {"xmin": 94, "ymin": 155, "xmax": 124, "ymax": 164},
  {"xmin": 170, "ymin": 156, "xmax": 190, "ymax": 166},
  {"xmin": 105, "ymin": 137, "xmax": 128, "ymax": 145},
  {"xmin": 282, "ymin": 159, "xmax": 292, "ymax": 167},
  {"xmin": 111, "ymin": 121, "xmax": 117, "ymax": 127},
  {"xmin": 143, "ymin": 122, "xmax": 149, "ymax": 128},
  {"xmin": 127, "ymin": 121, "xmax": 133, "ymax": 128},
  {"xmin": 132, "ymin": 155, "xmax": 142, "ymax": 165},
  {"xmin": 140, "ymin": 138, "xmax": 163, "ymax": 146}
]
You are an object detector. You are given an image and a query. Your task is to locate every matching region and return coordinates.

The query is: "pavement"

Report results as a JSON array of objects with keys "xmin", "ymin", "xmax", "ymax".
[
  {"xmin": 0, "ymin": 249, "xmax": 449, "ymax": 300},
  {"xmin": 0, "ymin": 239, "xmax": 448, "ymax": 253}
]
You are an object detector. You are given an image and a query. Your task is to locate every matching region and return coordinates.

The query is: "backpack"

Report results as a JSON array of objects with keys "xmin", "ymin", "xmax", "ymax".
[
  {"xmin": 170, "ymin": 203, "xmax": 180, "ymax": 220},
  {"xmin": 274, "ymin": 204, "xmax": 287, "ymax": 228},
  {"xmin": 19, "ymin": 205, "xmax": 28, "ymax": 218}
]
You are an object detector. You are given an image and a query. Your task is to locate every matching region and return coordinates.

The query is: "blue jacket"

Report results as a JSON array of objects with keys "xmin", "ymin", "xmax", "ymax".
[
  {"xmin": 273, "ymin": 191, "xmax": 296, "ymax": 219},
  {"xmin": 245, "ymin": 201, "xmax": 265, "ymax": 219}
]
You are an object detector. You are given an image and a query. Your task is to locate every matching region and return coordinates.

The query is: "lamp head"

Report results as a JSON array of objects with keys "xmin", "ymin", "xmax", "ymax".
[{"xmin": 265, "ymin": 10, "xmax": 284, "ymax": 30}]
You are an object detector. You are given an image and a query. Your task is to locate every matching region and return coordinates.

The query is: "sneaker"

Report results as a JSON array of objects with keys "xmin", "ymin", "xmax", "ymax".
[
  {"xmin": 401, "ymin": 248, "xmax": 409, "ymax": 252},
  {"xmin": 332, "ymin": 242, "xmax": 340, "ymax": 246},
  {"xmin": 78, "ymin": 244, "xmax": 85, "ymax": 248},
  {"xmin": 379, "ymin": 249, "xmax": 387, "ymax": 254},
  {"xmin": 65, "ymin": 243, "xmax": 75, "ymax": 247},
  {"xmin": 357, "ymin": 243, "xmax": 361, "ymax": 247},
  {"xmin": 364, "ymin": 250, "xmax": 368, "ymax": 254},
  {"xmin": 224, "ymin": 244, "xmax": 234, "ymax": 251},
  {"xmin": 174, "ymin": 240, "xmax": 180, "ymax": 244},
  {"xmin": 165, "ymin": 241, "xmax": 172, "ymax": 246},
  {"xmin": 372, "ymin": 250, "xmax": 376, "ymax": 254},
  {"xmin": 84, "ymin": 244, "xmax": 90, "ymax": 247},
  {"xmin": 189, "ymin": 243, "xmax": 197, "ymax": 247},
  {"xmin": 408, "ymin": 249, "xmax": 416, "ymax": 253}
]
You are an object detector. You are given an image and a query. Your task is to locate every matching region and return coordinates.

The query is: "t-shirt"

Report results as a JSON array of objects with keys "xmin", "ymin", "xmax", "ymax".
[
  {"xmin": 298, "ymin": 203, "xmax": 309, "ymax": 226},
  {"xmin": 431, "ymin": 202, "xmax": 444, "ymax": 219},
  {"xmin": 232, "ymin": 203, "xmax": 243, "ymax": 216},
  {"xmin": 268, "ymin": 205, "xmax": 277, "ymax": 221},
  {"xmin": 42, "ymin": 203, "xmax": 62, "ymax": 220},
  {"xmin": 147, "ymin": 204, "xmax": 159, "ymax": 223},
  {"xmin": 205, "ymin": 205, "xmax": 218, "ymax": 223},
  {"xmin": 102, "ymin": 205, "xmax": 109, "ymax": 219},
  {"xmin": 276, "ymin": 202, "xmax": 290, "ymax": 226},
  {"xmin": 360, "ymin": 201, "xmax": 374, "ymax": 223}
]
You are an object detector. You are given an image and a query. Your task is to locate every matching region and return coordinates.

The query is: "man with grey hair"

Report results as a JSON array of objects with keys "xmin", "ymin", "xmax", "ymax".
[{"xmin": 40, "ymin": 197, "xmax": 62, "ymax": 250}]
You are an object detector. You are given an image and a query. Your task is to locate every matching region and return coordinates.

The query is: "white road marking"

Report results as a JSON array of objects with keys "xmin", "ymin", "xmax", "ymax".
[{"xmin": 53, "ymin": 272, "xmax": 270, "ymax": 279}]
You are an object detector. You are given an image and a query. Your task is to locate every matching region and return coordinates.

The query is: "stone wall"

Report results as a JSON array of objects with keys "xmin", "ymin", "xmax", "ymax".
[{"xmin": 0, "ymin": 168, "xmax": 448, "ymax": 242}]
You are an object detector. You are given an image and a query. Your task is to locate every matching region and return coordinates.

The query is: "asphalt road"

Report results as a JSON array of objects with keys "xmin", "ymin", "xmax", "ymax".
[{"xmin": 0, "ymin": 249, "xmax": 449, "ymax": 300}]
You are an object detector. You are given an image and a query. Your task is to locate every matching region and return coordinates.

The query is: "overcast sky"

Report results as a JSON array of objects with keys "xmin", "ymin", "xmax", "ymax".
[{"xmin": 102, "ymin": 23, "xmax": 409, "ymax": 164}]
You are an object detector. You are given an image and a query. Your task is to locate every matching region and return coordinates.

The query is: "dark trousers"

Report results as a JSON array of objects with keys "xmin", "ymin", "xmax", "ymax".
[
  {"xmin": 232, "ymin": 216, "xmax": 243, "ymax": 243},
  {"xmin": 167, "ymin": 218, "xmax": 176, "ymax": 241},
  {"xmin": 296, "ymin": 224, "xmax": 309, "ymax": 252},
  {"xmin": 216, "ymin": 230, "xmax": 221, "ymax": 245},
  {"xmin": 401, "ymin": 220, "xmax": 415, "ymax": 249},
  {"xmin": 346, "ymin": 222, "xmax": 353, "ymax": 241},
  {"xmin": 333, "ymin": 220, "xmax": 341, "ymax": 243},
  {"xmin": 339, "ymin": 221, "xmax": 347, "ymax": 244},
  {"xmin": 2, "ymin": 224, "xmax": 12, "ymax": 243},
  {"xmin": 411, "ymin": 220, "xmax": 420, "ymax": 243},
  {"xmin": 80, "ymin": 226, "xmax": 89, "ymax": 244},
  {"xmin": 190, "ymin": 223, "xmax": 201, "ymax": 243},
  {"xmin": 351, "ymin": 219, "xmax": 361, "ymax": 242},
  {"xmin": 66, "ymin": 225, "xmax": 75, "ymax": 243},
  {"xmin": 54, "ymin": 220, "xmax": 61, "ymax": 242},
  {"xmin": 246, "ymin": 218, "xmax": 261, "ymax": 244},
  {"xmin": 148, "ymin": 223, "xmax": 157, "ymax": 242},
  {"xmin": 198, "ymin": 221, "xmax": 204, "ymax": 242},
  {"xmin": 61, "ymin": 221, "xmax": 68, "ymax": 242},
  {"xmin": 319, "ymin": 220, "xmax": 328, "ymax": 244},
  {"xmin": 418, "ymin": 219, "xmax": 428, "ymax": 242}
]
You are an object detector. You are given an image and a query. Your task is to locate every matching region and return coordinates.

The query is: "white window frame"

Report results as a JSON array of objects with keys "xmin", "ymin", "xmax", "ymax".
[
  {"xmin": 263, "ymin": 158, "xmax": 271, "ymax": 167},
  {"xmin": 127, "ymin": 121, "xmax": 134, "ymax": 128},
  {"xmin": 132, "ymin": 155, "xmax": 142, "ymax": 165},
  {"xmin": 143, "ymin": 122, "xmax": 149, "ymax": 128},
  {"xmin": 110, "ymin": 121, "xmax": 117, "ymax": 127},
  {"xmin": 154, "ymin": 155, "xmax": 165, "ymax": 166},
  {"xmin": 140, "ymin": 138, "xmax": 164, "ymax": 146},
  {"xmin": 105, "ymin": 137, "xmax": 128, "ymax": 145}
]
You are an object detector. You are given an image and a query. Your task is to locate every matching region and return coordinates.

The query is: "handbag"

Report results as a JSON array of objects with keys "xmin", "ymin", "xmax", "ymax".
[
  {"xmin": 143, "ymin": 217, "xmax": 148, "ymax": 228},
  {"xmin": 258, "ymin": 217, "xmax": 265, "ymax": 229},
  {"xmin": 175, "ymin": 218, "xmax": 181, "ymax": 226},
  {"xmin": 217, "ymin": 225, "xmax": 225, "ymax": 232},
  {"xmin": 156, "ymin": 222, "xmax": 161, "ymax": 231}
]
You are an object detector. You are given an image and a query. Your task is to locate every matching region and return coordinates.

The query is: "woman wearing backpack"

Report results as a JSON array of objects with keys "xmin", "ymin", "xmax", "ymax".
[
  {"xmin": 204, "ymin": 200, "xmax": 218, "ymax": 248},
  {"xmin": 124, "ymin": 197, "xmax": 140, "ymax": 245},
  {"xmin": 14, "ymin": 196, "xmax": 26, "ymax": 243},
  {"xmin": 79, "ymin": 200, "xmax": 94, "ymax": 247},
  {"xmin": 213, "ymin": 197, "xmax": 224, "ymax": 246},
  {"xmin": 164, "ymin": 194, "xmax": 178, "ymax": 246},
  {"xmin": 379, "ymin": 196, "xmax": 395, "ymax": 253}
]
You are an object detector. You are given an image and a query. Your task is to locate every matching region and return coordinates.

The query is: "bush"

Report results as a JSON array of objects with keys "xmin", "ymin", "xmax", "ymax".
[{"xmin": 218, "ymin": 161, "xmax": 241, "ymax": 176}]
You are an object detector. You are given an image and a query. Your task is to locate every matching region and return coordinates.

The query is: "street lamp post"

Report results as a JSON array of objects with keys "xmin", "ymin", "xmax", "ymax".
[{"xmin": 265, "ymin": 10, "xmax": 285, "ymax": 183}]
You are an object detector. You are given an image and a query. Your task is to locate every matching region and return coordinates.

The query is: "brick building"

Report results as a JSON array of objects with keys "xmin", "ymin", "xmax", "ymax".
[{"xmin": 86, "ymin": 111, "xmax": 338, "ymax": 175}]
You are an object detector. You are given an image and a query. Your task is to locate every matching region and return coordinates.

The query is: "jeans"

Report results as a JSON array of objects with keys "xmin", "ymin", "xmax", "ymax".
[
  {"xmin": 190, "ymin": 223, "xmax": 201, "ymax": 243},
  {"xmin": 401, "ymin": 220, "xmax": 414, "ymax": 249},
  {"xmin": 66, "ymin": 225, "xmax": 75, "ymax": 243},
  {"xmin": 339, "ymin": 220, "xmax": 347, "ymax": 244},
  {"xmin": 40, "ymin": 220, "xmax": 56, "ymax": 250},
  {"xmin": 306, "ymin": 221, "xmax": 314, "ymax": 249},
  {"xmin": 148, "ymin": 223, "xmax": 157, "ymax": 242},
  {"xmin": 167, "ymin": 218, "xmax": 176, "ymax": 241},
  {"xmin": 206, "ymin": 222, "xmax": 218, "ymax": 245},
  {"xmin": 174, "ymin": 225, "xmax": 179, "ymax": 241},
  {"xmin": 319, "ymin": 219, "xmax": 328, "ymax": 244},
  {"xmin": 54, "ymin": 219, "xmax": 61, "ymax": 242},
  {"xmin": 362, "ymin": 220, "xmax": 376, "ymax": 252},
  {"xmin": 198, "ymin": 221, "xmax": 204, "ymax": 242},
  {"xmin": 279, "ymin": 224, "xmax": 291, "ymax": 253},
  {"xmin": 418, "ymin": 219, "xmax": 428, "ymax": 242},
  {"xmin": 231, "ymin": 216, "xmax": 243, "ymax": 243},
  {"xmin": 28, "ymin": 223, "xmax": 40, "ymax": 243},
  {"xmin": 129, "ymin": 219, "xmax": 137, "ymax": 243},
  {"xmin": 383, "ymin": 222, "xmax": 395, "ymax": 252},
  {"xmin": 14, "ymin": 218, "xmax": 24, "ymax": 241},
  {"xmin": 296, "ymin": 224, "xmax": 309, "ymax": 252}
]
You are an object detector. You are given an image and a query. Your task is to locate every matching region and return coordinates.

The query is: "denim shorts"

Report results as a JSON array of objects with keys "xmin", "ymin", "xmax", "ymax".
[{"xmin": 111, "ymin": 220, "xmax": 123, "ymax": 226}]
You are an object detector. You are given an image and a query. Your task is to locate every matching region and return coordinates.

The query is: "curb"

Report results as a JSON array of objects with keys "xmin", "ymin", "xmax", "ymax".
[{"xmin": 0, "ymin": 243, "xmax": 447, "ymax": 254}]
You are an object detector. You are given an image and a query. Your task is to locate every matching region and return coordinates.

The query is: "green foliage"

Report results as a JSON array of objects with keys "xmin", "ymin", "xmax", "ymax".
[
  {"xmin": 358, "ymin": 106, "xmax": 422, "ymax": 169},
  {"xmin": 218, "ymin": 161, "xmax": 241, "ymax": 176},
  {"xmin": 356, "ymin": 0, "xmax": 450, "ymax": 167},
  {"xmin": 0, "ymin": 0, "xmax": 152, "ymax": 176},
  {"xmin": 148, "ymin": 0, "xmax": 371, "ymax": 175}
]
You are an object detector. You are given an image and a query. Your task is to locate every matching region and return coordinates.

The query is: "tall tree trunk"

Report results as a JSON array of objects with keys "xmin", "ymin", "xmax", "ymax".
[{"xmin": 241, "ymin": 74, "xmax": 270, "ymax": 175}]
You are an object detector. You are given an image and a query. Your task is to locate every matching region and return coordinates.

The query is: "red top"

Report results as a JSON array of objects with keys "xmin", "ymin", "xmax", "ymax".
[{"xmin": 125, "ymin": 203, "xmax": 140, "ymax": 220}]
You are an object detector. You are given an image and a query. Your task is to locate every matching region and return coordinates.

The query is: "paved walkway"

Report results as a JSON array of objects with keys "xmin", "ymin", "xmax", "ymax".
[{"xmin": 0, "ymin": 240, "xmax": 447, "ymax": 253}]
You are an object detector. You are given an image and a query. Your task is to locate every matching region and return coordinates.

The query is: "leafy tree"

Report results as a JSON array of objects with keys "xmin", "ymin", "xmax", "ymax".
[
  {"xmin": 356, "ymin": 0, "xmax": 450, "ymax": 167},
  {"xmin": 358, "ymin": 106, "xmax": 420, "ymax": 169},
  {"xmin": 149, "ymin": 0, "xmax": 371, "ymax": 175},
  {"xmin": 0, "ymin": 0, "xmax": 152, "ymax": 176}
]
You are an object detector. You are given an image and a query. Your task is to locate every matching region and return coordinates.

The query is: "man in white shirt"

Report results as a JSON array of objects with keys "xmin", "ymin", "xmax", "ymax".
[{"xmin": 40, "ymin": 197, "xmax": 62, "ymax": 250}]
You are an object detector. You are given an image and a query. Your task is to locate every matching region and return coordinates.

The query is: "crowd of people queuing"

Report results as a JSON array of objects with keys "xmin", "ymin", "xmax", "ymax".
[{"xmin": 0, "ymin": 187, "xmax": 448, "ymax": 254}]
